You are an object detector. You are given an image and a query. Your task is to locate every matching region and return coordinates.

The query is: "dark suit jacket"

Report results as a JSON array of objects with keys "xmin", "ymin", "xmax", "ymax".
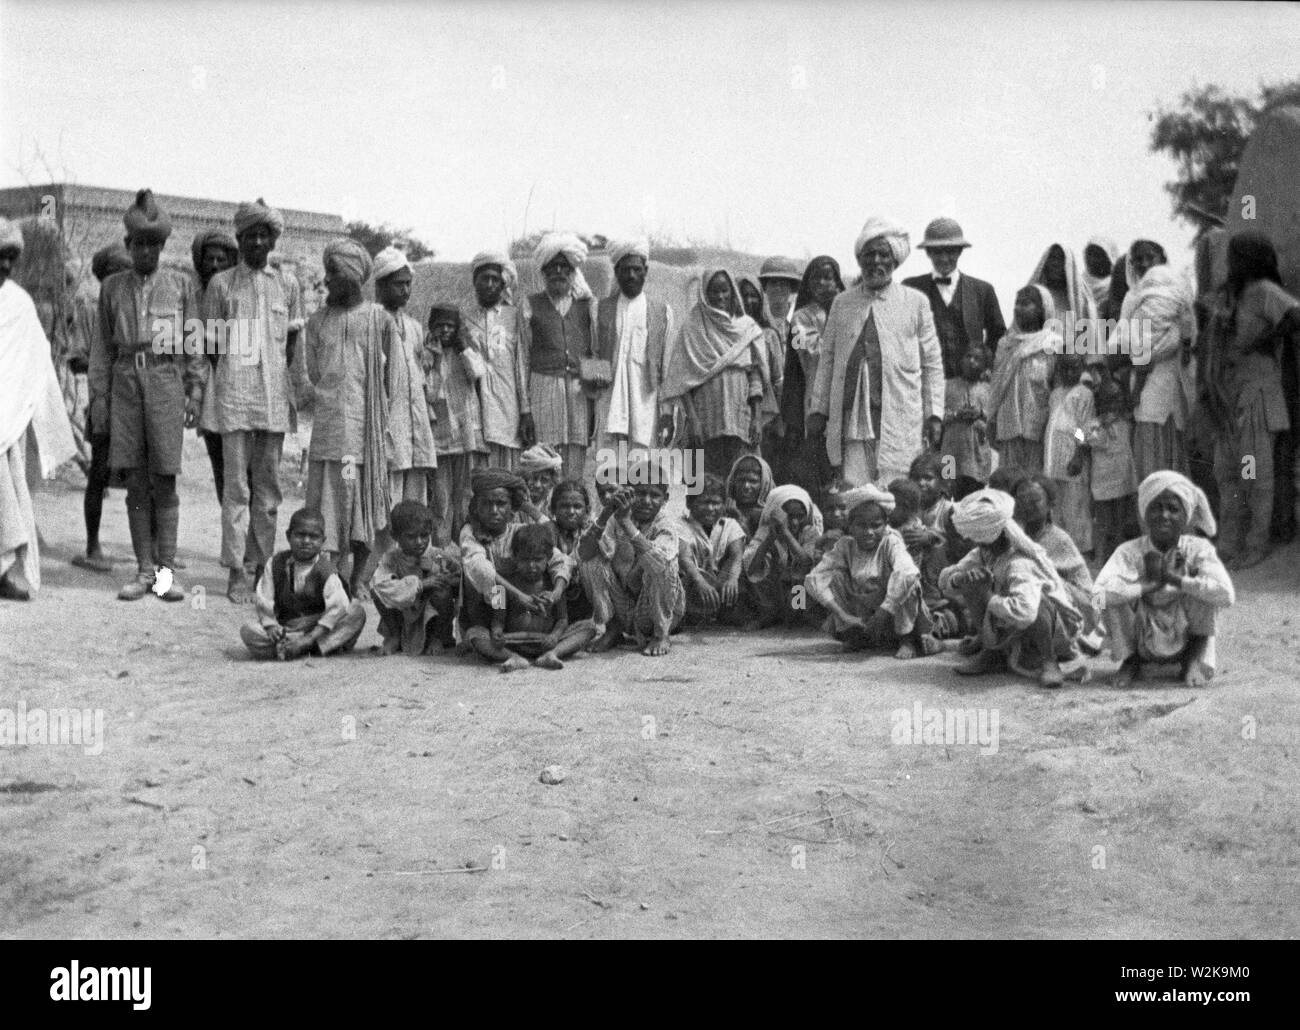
[{"xmin": 902, "ymin": 272, "xmax": 1006, "ymax": 378}]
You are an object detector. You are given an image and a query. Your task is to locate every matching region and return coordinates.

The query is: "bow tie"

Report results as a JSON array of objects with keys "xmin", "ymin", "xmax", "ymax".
[{"xmin": 934, "ymin": 276, "xmax": 953, "ymax": 286}]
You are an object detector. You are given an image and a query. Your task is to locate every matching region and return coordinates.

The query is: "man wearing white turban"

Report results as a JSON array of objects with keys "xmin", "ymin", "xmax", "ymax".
[
  {"xmin": 0, "ymin": 218, "xmax": 77, "ymax": 600},
  {"xmin": 462, "ymin": 248, "xmax": 534, "ymax": 470},
  {"xmin": 201, "ymin": 196, "xmax": 304, "ymax": 603},
  {"xmin": 528, "ymin": 232, "xmax": 598, "ymax": 479},
  {"xmin": 807, "ymin": 217, "xmax": 944, "ymax": 487},
  {"xmin": 296, "ymin": 238, "xmax": 393, "ymax": 597},
  {"xmin": 1093, "ymin": 470, "xmax": 1234, "ymax": 688},
  {"xmin": 939, "ymin": 488, "xmax": 1084, "ymax": 687},
  {"xmin": 592, "ymin": 238, "xmax": 675, "ymax": 454},
  {"xmin": 373, "ymin": 247, "xmax": 436, "ymax": 506}
]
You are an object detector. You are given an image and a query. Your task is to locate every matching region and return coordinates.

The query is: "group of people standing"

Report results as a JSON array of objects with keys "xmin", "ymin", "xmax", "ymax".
[{"xmin": 0, "ymin": 196, "xmax": 1294, "ymax": 689}]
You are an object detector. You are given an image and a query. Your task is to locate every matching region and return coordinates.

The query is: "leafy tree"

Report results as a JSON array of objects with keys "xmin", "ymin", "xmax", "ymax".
[
  {"xmin": 345, "ymin": 220, "xmax": 435, "ymax": 261},
  {"xmin": 1150, "ymin": 78, "xmax": 1300, "ymax": 237}
]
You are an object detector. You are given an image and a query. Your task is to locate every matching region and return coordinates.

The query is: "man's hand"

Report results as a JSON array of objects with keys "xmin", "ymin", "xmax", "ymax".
[
  {"xmin": 805, "ymin": 412, "xmax": 828, "ymax": 438},
  {"xmin": 951, "ymin": 567, "xmax": 991, "ymax": 591},
  {"xmin": 720, "ymin": 576, "xmax": 739, "ymax": 607},
  {"xmin": 490, "ymin": 622, "xmax": 505, "ymax": 645},
  {"xmin": 184, "ymin": 396, "xmax": 202, "ymax": 429},
  {"xmin": 837, "ymin": 612, "xmax": 866, "ymax": 631},
  {"xmin": 518, "ymin": 413, "xmax": 537, "ymax": 448},
  {"xmin": 748, "ymin": 403, "xmax": 763, "ymax": 447},
  {"xmin": 900, "ymin": 524, "xmax": 931, "ymax": 550},
  {"xmin": 697, "ymin": 578, "xmax": 720, "ymax": 614},
  {"xmin": 266, "ymin": 624, "xmax": 287, "ymax": 644},
  {"xmin": 1162, "ymin": 549, "xmax": 1188, "ymax": 586},
  {"xmin": 657, "ymin": 413, "xmax": 676, "ymax": 448}
]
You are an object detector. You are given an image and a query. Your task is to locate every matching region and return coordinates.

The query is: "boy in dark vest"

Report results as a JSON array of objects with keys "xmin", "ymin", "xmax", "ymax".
[{"xmin": 240, "ymin": 507, "xmax": 367, "ymax": 660}]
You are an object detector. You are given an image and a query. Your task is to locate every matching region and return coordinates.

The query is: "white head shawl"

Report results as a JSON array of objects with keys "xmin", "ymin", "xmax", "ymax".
[
  {"xmin": 534, "ymin": 231, "xmax": 593, "ymax": 300},
  {"xmin": 853, "ymin": 217, "xmax": 911, "ymax": 266},
  {"xmin": 0, "ymin": 217, "xmax": 24, "ymax": 254},
  {"xmin": 1136, "ymin": 470, "xmax": 1216, "ymax": 537},
  {"xmin": 608, "ymin": 238, "xmax": 650, "ymax": 269},
  {"xmin": 760, "ymin": 483, "xmax": 824, "ymax": 537},
  {"xmin": 372, "ymin": 246, "xmax": 410, "ymax": 282}
]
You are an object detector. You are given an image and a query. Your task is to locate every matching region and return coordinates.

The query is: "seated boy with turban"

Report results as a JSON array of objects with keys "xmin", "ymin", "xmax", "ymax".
[
  {"xmin": 518, "ymin": 443, "xmax": 564, "ymax": 521},
  {"xmin": 1092, "ymin": 470, "xmax": 1234, "ymax": 688},
  {"xmin": 940, "ymin": 488, "xmax": 1084, "ymax": 687},
  {"xmin": 240, "ymin": 507, "xmax": 367, "ymax": 660},
  {"xmin": 804, "ymin": 484, "xmax": 938, "ymax": 659}
]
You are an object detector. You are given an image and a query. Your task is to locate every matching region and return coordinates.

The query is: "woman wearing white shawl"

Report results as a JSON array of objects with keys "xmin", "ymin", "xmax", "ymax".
[
  {"xmin": 1114, "ymin": 239, "xmax": 1197, "ymax": 480},
  {"xmin": 742, "ymin": 483, "xmax": 824, "ymax": 628},
  {"xmin": 0, "ymin": 219, "xmax": 77, "ymax": 599},
  {"xmin": 987, "ymin": 283, "xmax": 1059, "ymax": 473},
  {"xmin": 940, "ymin": 488, "xmax": 1084, "ymax": 687},
  {"xmin": 661, "ymin": 268, "xmax": 766, "ymax": 478},
  {"xmin": 1029, "ymin": 242, "xmax": 1097, "ymax": 350},
  {"xmin": 1093, "ymin": 470, "xmax": 1233, "ymax": 687},
  {"xmin": 1082, "ymin": 236, "xmax": 1119, "ymax": 310}
]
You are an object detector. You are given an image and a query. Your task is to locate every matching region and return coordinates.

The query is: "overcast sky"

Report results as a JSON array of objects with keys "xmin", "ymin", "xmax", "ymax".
[{"xmin": 2, "ymin": 0, "xmax": 1296, "ymax": 302}]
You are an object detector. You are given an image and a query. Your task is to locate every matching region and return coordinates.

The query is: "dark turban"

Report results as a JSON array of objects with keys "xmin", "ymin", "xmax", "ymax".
[
  {"xmin": 234, "ymin": 197, "xmax": 285, "ymax": 237},
  {"xmin": 123, "ymin": 188, "xmax": 172, "ymax": 242},
  {"xmin": 91, "ymin": 243, "xmax": 132, "ymax": 282},
  {"xmin": 190, "ymin": 228, "xmax": 239, "ymax": 273},
  {"xmin": 470, "ymin": 468, "xmax": 528, "ymax": 507}
]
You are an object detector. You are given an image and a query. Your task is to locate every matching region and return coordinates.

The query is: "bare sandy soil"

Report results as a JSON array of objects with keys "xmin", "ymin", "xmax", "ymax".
[{"xmin": 2, "ymin": 436, "xmax": 1298, "ymax": 939}]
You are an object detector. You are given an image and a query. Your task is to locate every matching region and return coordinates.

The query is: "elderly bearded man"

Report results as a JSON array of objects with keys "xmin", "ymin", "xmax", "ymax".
[
  {"xmin": 808, "ymin": 217, "xmax": 945, "ymax": 487},
  {"xmin": 591, "ymin": 239, "xmax": 675, "ymax": 455},
  {"xmin": 91, "ymin": 190, "xmax": 204, "ymax": 601},
  {"xmin": 202, "ymin": 198, "xmax": 304, "ymax": 603}
]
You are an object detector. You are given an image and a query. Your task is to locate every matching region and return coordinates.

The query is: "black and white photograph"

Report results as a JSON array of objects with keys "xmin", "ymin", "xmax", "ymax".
[{"xmin": 0, "ymin": 0, "xmax": 1296, "ymax": 965}]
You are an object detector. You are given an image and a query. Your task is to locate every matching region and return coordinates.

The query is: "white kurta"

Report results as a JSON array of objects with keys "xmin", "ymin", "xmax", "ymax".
[{"xmin": 596, "ymin": 293, "xmax": 674, "ymax": 450}]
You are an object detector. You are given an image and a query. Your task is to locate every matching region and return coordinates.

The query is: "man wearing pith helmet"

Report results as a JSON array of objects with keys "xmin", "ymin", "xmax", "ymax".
[{"xmin": 902, "ymin": 217, "xmax": 1006, "ymax": 380}]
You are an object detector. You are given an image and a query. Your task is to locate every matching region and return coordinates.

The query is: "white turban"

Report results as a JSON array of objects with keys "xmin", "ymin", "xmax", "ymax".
[
  {"xmin": 373, "ymin": 246, "xmax": 410, "ymax": 281},
  {"xmin": 519, "ymin": 443, "xmax": 563, "ymax": 474},
  {"xmin": 761, "ymin": 484, "xmax": 824, "ymax": 537},
  {"xmin": 841, "ymin": 483, "xmax": 896, "ymax": 517},
  {"xmin": 534, "ymin": 231, "xmax": 592, "ymax": 300},
  {"xmin": 952, "ymin": 488, "xmax": 1014, "ymax": 545},
  {"xmin": 854, "ymin": 216, "xmax": 911, "ymax": 266},
  {"xmin": 471, "ymin": 249, "xmax": 510, "ymax": 280},
  {"xmin": 608, "ymin": 238, "xmax": 650, "ymax": 269},
  {"xmin": 1136, "ymin": 470, "xmax": 1216, "ymax": 537},
  {"xmin": 0, "ymin": 217, "xmax": 23, "ymax": 254}
]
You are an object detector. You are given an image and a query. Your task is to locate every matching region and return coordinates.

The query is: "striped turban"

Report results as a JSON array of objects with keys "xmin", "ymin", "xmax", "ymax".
[
  {"xmin": 1136, "ymin": 471, "xmax": 1216, "ymax": 537},
  {"xmin": 323, "ymin": 238, "xmax": 373, "ymax": 284},
  {"xmin": 853, "ymin": 216, "xmax": 910, "ymax": 266},
  {"xmin": 123, "ymin": 189, "xmax": 172, "ymax": 242},
  {"xmin": 233, "ymin": 197, "xmax": 285, "ymax": 237},
  {"xmin": 519, "ymin": 444, "xmax": 563, "ymax": 474},
  {"xmin": 608, "ymin": 238, "xmax": 650, "ymax": 269},
  {"xmin": 841, "ymin": 483, "xmax": 896, "ymax": 518},
  {"xmin": 190, "ymin": 228, "xmax": 238, "ymax": 272},
  {"xmin": 0, "ymin": 217, "xmax": 25, "ymax": 254},
  {"xmin": 373, "ymin": 246, "xmax": 410, "ymax": 281}
]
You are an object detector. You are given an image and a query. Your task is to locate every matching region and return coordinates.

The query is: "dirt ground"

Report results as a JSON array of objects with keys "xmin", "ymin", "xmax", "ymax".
[{"xmin": 2, "ymin": 435, "xmax": 1298, "ymax": 939}]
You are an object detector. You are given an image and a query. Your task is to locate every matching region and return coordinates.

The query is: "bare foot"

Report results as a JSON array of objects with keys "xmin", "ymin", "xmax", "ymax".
[
  {"xmin": 535, "ymin": 652, "xmax": 564, "ymax": 670},
  {"xmin": 894, "ymin": 640, "xmax": 919, "ymax": 660},
  {"xmin": 1182, "ymin": 663, "xmax": 1211, "ymax": 688},
  {"xmin": 588, "ymin": 625, "xmax": 622, "ymax": 653},
  {"xmin": 379, "ymin": 637, "xmax": 401, "ymax": 656},
  {"xmin": 73, "ymin": 551, "xmax": 115, "ymax": 573},
  {"xmin": 0, "ymin": 568, "xmax": 32, "ymax": 601},
  {"xmin": 501, "ymin": 656, "xmax": 530, "ymax": 673},
  {"xmin": 1039, "ymin": 659, "xmax": 1064, "ymax": 689},
  {"xmin": 642, "ymin": 634, "xmax": 671, "ymax": 657},
  {"xmin": 227, "ymin": 569, "xmax": 252, "ymax": 604},
  {"xmin": 1113, "ymin": 655, "xmax": 1141, "ymax": 689}
]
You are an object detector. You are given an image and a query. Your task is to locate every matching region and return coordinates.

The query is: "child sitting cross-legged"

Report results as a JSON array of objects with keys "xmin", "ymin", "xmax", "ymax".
[
  {"xmin": 467, "ymin": 523, "xmax": 598, "ymax": 671},
  {"xmin": 241, "ymin": 507, "xmax": 367, "ymax": 660},
  {"xmin": 369, "ymin": 499, "xmax": 461, "ymax": 656},
  {"xmin": 677, "ymin": 474, "xmax": 747, "ymax": 627},
  {"xmin": 804, "ymin": 485, "xmax": 939, "ymax": 659},
  {"xmin": 742, "ymin": 484, "xmax": 823, "ymax": 630}
]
